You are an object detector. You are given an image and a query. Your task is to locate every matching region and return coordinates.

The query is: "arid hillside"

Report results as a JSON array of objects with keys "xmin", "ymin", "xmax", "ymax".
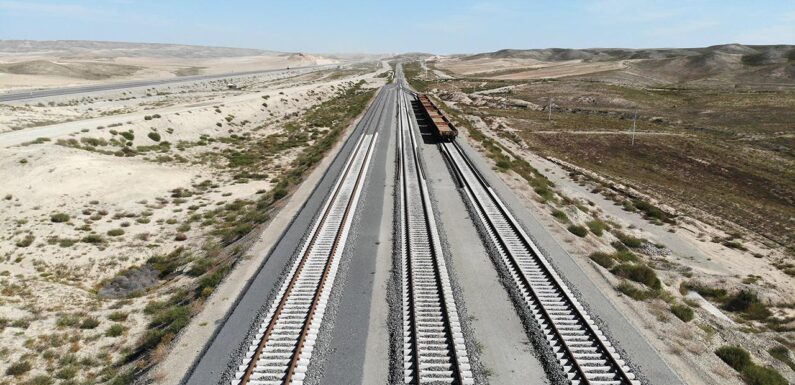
[
  {"xmin": 0, "ymin": 40, "xmax": 340, "ymax": 90},
  {"xmin": 436, "ymin": 44, "xmax": 795, "ymax": 85},
  {"xmin": 408, "ymin": 46, "xmax": 795, "ymax": 384}
]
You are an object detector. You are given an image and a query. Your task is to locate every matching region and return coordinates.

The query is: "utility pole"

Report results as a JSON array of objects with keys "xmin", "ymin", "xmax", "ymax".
[
  {"xmin": 631, "ymin": 111, "xmax": 637, "ymax": 146},
  {"xmin": 548, "ymin": 96, "xmax": 553, "ymax": 121}
]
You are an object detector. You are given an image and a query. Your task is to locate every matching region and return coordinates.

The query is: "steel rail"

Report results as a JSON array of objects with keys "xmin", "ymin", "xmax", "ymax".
[
  {"xmin": 439, "ymin": 138, "xmax": 640, "ymax": 385},
  {"xmin": 234, "ymin": 87, "xmax": 387, "ymax": 385},
  {"xmin": 396, "ymin": 78, "xmax": 473, "ymax": 385}
]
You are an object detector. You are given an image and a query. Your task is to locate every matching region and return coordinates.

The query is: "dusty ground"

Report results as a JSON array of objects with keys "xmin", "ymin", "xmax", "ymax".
[
  {"xmin": 0, "ymin": 55, "xmax": 385, "ymax": 384},
  {"xmin": 405, "ymin": 56, "xmax": 795, "ymax": 385},
  {"xmin": 435, "ymin": 56, "xmax": 628, "ymax": 80}
]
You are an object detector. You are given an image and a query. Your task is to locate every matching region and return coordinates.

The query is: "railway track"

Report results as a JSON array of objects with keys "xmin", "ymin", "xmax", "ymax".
[
  {"xmin": 231, "ymin": 88, "xmax": 387, "ymax": 385},
  {"xmin": 396, "ymin": 83, "xmax": 474, "ymax": 385},
  {"xmin": 439, "ymin": 139, "xmax": 641, "ymax": 385}
]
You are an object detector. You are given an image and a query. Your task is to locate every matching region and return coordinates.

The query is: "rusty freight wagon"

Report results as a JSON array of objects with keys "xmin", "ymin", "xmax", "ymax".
[{"xmin": 417, "ymin": 94, "xmax": 458, "ymax": 141}]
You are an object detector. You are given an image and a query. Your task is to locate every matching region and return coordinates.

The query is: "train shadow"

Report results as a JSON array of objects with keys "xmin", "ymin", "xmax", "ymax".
[{"xmin": 410, "ymin": 99, "xmax": 441, "ymax": 145}]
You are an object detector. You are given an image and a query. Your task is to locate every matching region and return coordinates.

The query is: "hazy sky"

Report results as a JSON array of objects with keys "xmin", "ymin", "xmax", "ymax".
[{"xmin": 1, "ymin": 0, "xmax": 793, "ymax": 54}]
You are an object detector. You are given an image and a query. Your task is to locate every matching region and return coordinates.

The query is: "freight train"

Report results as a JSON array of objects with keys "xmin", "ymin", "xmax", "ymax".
[{"xmin": 416, "ymin": 94, "xmax": 458, "ymax": 141}]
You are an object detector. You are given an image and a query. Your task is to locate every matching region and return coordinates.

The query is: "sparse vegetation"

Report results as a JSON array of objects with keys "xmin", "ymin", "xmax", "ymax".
[
  {"xmin": 107, "ymin": 228, "xmax": 125, "ymax": 237},
  {"xmin": 120, "ymin": 131, "xmax": 134, "ymax": 141},
  {"xmin": 615, "ymin": 232, "xmax": 643, "ymax": 248},
  {"xmin": 6, "ymin": 360, "xmax": 32, "ymax": 376},
  {"xmin": 715, "ymin": 345, "xmax": 787, "ymax": 385},
  {"xmin": 716, "ymin": 346, "xmax": 752, "ymax": 372},
  {"xmin": 611, "ymin": 263, "xmax": 661, "ymax": 289},
  {"xmin": 106, "ymin": 323, "xmax": 126, "ymax": 337},
  {"xmin": 723, "ymin": 290, "xmax": 771, "ymax": 320},
  {"xmin": 586, "ymin": 219, "xmax": 607, "ymax": 236},
  {"xmin": 670, "ymin": 303, "xmax": 694, "ymax": 322},
  {"xmin": 567, "ymin": 225, "xmax": 588, "ymax": 237},
  {"xmin": 147, "ymin": 132, "xmax": 161, "ymax": 142},
  {"xmin": 551, "ymin": 209, "xmax": 568, "ymax": 222},
  {"xmin": 768, "ymin": 345, "xmax": 795, "ymax": 371},
  {"xmin": 589, "ymin": 251, "xmax": 615, "ymax": 268},
  {"xmin": 81, "ymin": 234, "xmax": 104, "ymax": 244},
  {"xmin": 50, "ymin": 213, "xmax": 70, "ymax": 223},
  {"xmin": 16, "ymin": 234, "xmax": 35, "ymax": 247},
  {"xmin": 617, "ymin": 281, "xmax": 655, "ymax": 301}
]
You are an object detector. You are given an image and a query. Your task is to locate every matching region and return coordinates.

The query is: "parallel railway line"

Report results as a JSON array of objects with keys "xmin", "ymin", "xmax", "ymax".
[
  {"xmin": 439, "ymin": 138, "xmax": 641, "ymax": 385},
  {"xmin": 231, "ymin": 88, "xmax": 387, "ymax": 385},
  {"xmin": 396, "ymin": 79, "xmax": 473, "ymax": 385}
]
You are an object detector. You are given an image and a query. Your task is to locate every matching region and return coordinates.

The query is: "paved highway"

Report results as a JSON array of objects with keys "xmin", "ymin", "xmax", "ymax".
[{"xmin": 0, "ymin": 65, "xmax": 331, "ymax": 102}]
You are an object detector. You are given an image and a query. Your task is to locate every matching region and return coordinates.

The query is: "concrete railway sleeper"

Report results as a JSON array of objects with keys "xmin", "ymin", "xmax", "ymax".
[
  {"xmin": 439, "ymin": 139, "xmax": 640, "ymax": 385},
  {"xmin": 232, "ymin": 88, "xmax": 387, "ymax": 385},
  {"xmin": 397, "ymin": 85, "xmax": 474, "ymax": 385}
]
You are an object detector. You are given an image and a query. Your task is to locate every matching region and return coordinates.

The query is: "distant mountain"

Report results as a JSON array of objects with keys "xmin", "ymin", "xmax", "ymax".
[
  {"xmin": 443, "ymin": 44, "xmax": 795, "ymax": 84},
  {"xmin": 0, "ymin": 40, "xmax": 277, "ymax": 59},
  {"xmin": 463, "ymin": 44, "xmax": 795, "ymax": 64}
]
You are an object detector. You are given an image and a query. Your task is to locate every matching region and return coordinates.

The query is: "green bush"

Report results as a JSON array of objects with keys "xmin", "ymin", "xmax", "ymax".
[
  {"xmin": 107, "ymin": 228, "xmax": 124, "ymax": 237},
  {"xmin": 81, "ymin": 234, "xmax": 104, "ymax": 244},
  {"xmin": 120, "ymin": 131, "xmax": 134, "ymax": 141},
  {"xmin": 79, "ymin": 317, "xmax": 100, "ymax": 329},
  {"xmin": 106, "ymin": 323, "xmax": 125, "ymax": 337},
  {"xmin": 617, "ymin": 281, "xmax": 654, "ymax": 300},
  {"xmin": 150, "ymin": 305, "xmax": 190, "ymax": 333},
  {"xmin": 682, "ymin": 281, "xmax": 727, "ymax": 300},
  {"xmin": 16, "ymin": 234, "xmax": 35, "ymax": 247},
  {"xmin": 551, "ymin": 209, "xmax": 568, "ymax": 222},
  {"xmin": 26, "ymin": 375, "xmax": 54, "ymax": 385},
  {"xmin": 715, "ymin": 346, "xmax": 752, "ymax": 372},
  {"xmin": 199, "ymin": 267, "xmax": 229, "ymax": 293},
  {"xmin": 6, "ymin": 360, "xmax": 31, "ymax": 376},
  {"xmin": 50, "ymin": 213, "xmax": 70, "ymax": 223},
  {"xmin": 55, "ymin": 366, "xmax": 77, "ymax": 379},
  {"xmin": 769, "ymin": 346, "xmax": 795, "ymax": 371},
  {"xmin": 589, "ymin": 252, "xmax": 615, "ymax": 268},
  {"xmin": 586, "ymin": 220, "xmax": 607, "ymax": 236},
  {"xmin": 611, "ymin": 263, "xmax": 661, "ymax": 289},
  {"xmin": 723, "ymin": 291, "xmax": 771, "ymax": 320},
  {"xmin": 272, "ymin": 187, "xmax": 288, "ymax": 201},
  {"xmin": 567, "ymin": 225, "xmax": 588, "ymax": 237},
  {"xmin": 148, "ymin": 248, "xmax": 187, "ymax": 277},
  {"xmin": 670, "ymin": 303, "xmax": 694, "ymax": 322},
  {"xmin": 614, "ymin": 250, "xmax": 639, "ymax": 262},
  {"xmin": 742, "ymin": 364, "xmax": 787, "ymax": 385},
  {"xmin": 188, "ymin": 258, "xmax": 213, "ymax": 277},
  {"xmin": 533, "ymin": 185, "xmax": 554, "ymax": 201},
  {"xmin": 716, "ymin": 345, "xmax": 786, "ymax": 385},
  {"xmin": 495, "ymin": 159, "xmax": 512, "ymax": 171},
  {"xmin": 723, "ymin": 240, "xmax": 747, "ymax": 250},
  {"xmin": 108, "ymin": 311, "xmax": 128, "ymax": 322},
  {"xmin": 615, "ymin": 232, "xmax": 643, "ymax": 248},
  {"xmin": 56, "ymin": 314, "xmax": 80, "ymax": 328},
  {"xmin": 147, "ymin": 132, "xmax": 161, "ymax": 142}
]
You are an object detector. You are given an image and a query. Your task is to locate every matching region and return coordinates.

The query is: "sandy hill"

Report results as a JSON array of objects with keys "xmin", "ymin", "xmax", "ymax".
[
  {"xmin": 0, "ymin": 40, "xmax": 339, "ymax": 89},
  {"xmin": 437, "ymin": 44, "xmax": 795, "ymax": 85},
  {"xmin": 0, "ymin": 40, "xmax": 274, "ymax": 59}
]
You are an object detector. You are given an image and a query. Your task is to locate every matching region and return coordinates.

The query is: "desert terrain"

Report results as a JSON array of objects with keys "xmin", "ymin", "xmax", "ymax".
[
  {"xmin": 406, "ymin": 44, "xmax": 795, "ymax": 385},
  {"xmin": 0, "ymin": 40, "xmax": 342, "ymax": 91},
  {"xmin": 0, "ymin": 41, "xmax": 387, "ymax": 384}
]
